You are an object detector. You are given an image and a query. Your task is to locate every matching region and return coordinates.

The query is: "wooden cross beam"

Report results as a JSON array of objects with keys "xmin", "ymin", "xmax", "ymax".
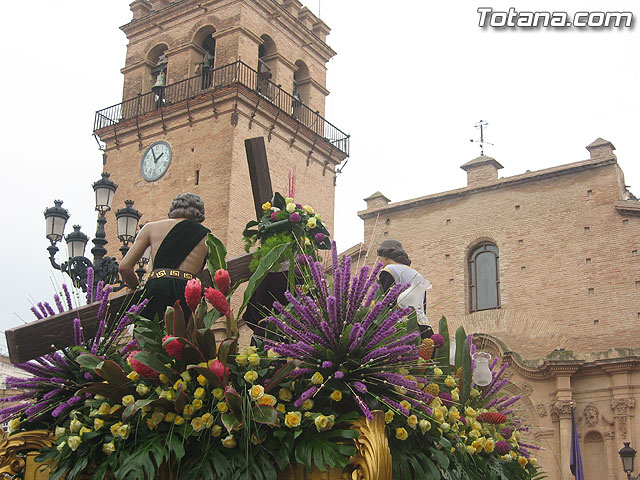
[{"xmin": 5, "ymin": 137, "xmax": 274, "ymax": 364}]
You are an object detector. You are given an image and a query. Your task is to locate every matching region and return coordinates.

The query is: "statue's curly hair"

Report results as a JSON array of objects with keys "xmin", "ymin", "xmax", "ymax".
[
  {"xmin": 168, "ymin": 193, "xmax": 205, "ymax": 223},
  {"xmin": 376, "ymin": 239, "xmax": 411, "ymax": 266}
]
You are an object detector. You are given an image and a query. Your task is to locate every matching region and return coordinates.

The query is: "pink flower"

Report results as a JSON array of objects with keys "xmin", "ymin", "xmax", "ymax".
[
  {"xmin": 439, "ymin": 392, "xmax": 453, "ymax": 408},
  {"xmin": 314, "ymin": 233, "xmax": 326, "ymax": 243},
  {"xmin": 204, "ymin": 288, "xmax": 231, "ymax": 316},
  {"xmin": 430, "ymin": 334, "xmax": 445, "ymax": 348},
  {"xmin": 209, "ymin": 359, "xmax": 230, "ymax": 384},
  {"xmin": 162, "ymin": 335, "xmax": 184, "ymax": 360},
  {"xmin": 128, "ymin": 352, "xmax": 160, "ymax": 379},
  {"xmin": 184, "ymin": 278, "xmax": 202, "ymax": 312},
  {"xmin": 214, "ymin": 269, "xmax": 231, "ymax": 296},
  {"xmin": 289, "ymin": 212, "xmax": 301, "ymax": 223},
  {"xmin": 270, "ymin": 212, "xmax": 278, "ymax": 221}
]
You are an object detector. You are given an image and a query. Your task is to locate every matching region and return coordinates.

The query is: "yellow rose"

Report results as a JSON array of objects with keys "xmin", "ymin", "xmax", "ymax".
[
  {"xmin": 465, "ymin": 407, "xmax": 477, "ymax": 417},
  {"xmin": 484, "ymin": 439, "xmax": 495, "ymax": 453},
  {"xmin": 174, "ymin": 416, "xmax": 185, "ymax": 426},
  {"xmin": 133, "ymin": 383, "xmax": 148, "ymax": 396},
  {"xmin": 448, "ymin": 410, "xmax": 460, "ymax": 423},
  {"xmin": 244, "ymin": 371, "xmax": 259, "ymax": 383},
  {"xmin": 78, "ymin": 426, "xmax": 91, "ymax": 437},
  {"xmin": 267, "ymin": 349, "xmax": 279, "ymax": 358},
  {"xmin": 306, "ymin": 217, "xmax": 317, "ymax": 229},
  {"xmin": 286, "ymin": 203, "xmax": 296, "ymax": 213},
  {"xmin": 183, "ymin": 405, "xmax": 195, "ymax": 418},
  {"xmin": 194, "ymin": 387, "xmax": 206, "ymax": 399},
  {"xmin": 284, "ymin": 411, "xmax": 302, "ymax": 428},
  {"xmin": 257, "ymin": 394, "xmax": 277, "ymax": 407},
  {"xmin": 440, "ymin": 422, "xmax": 451, "ymax": 432},
  {"xmin": 217, "ymin": 402, "xmax": 229, "ymax": 413},
  {"xmin": 433, "ymin": 409, "xmax": 444, "ymax": 423},
  {"xmin": 468, "ymin": 429, "xmax": 480, "ymax": 439},
  {"xmin": 164, "ymin": 412, "xmax": 176, "ymax": 423},
  {"xmin": 222, "ymin": 435, "xmax": 237, "ymax": 448},
  {"xmin": 127, "ymin": 371, "xmax": 140, "ymax": 381},
  {"xmin": 470, "ymin": 388, "xmax": 480, "ymax": 398},
  {"xmin": 384, "ymin": 410, "xmax": 394, "ymax": 424},
  {"xmin": 407, "ymin": 415, "xmax": 418, "ymax": 429},
  {"xmin": 197, "ymin": 374, "xmax": 208, "ymax": 386},
  {"xmin": 467, "ymin": 445, "xmax": 477, "ymax": 455},
  {"xmin": 279, "ymin": 388, "xmax": 293, "ymax": 402},
  {"xmin": 444, "ymin": 376, "xmax": 456, "ymax": 388},
  {"xmin": 173, "ymin": 379, "xmax": 187, "ymax": 392},
  {"xmin": 285, "ymin": 197, "xmax": 294, "ymax": 204},
  {"xmin": 55, "ymin": 426, "xmax": 66, "ymax": 437},
  {"xmin": 102, "ymin": 442, "xmax": 115, "ymax": 455},
  {"xmin": 7, "ymin": 418, "xmax": 19, "ymax": 432},
  {"xmin": 529, "ymin": 457, "xmax": 538, "ymax": 467},
  {"xmin": 192, "ymin": 399, "xmax": 203, "ymax": 410},
  {"xmin": 249, "ymin": 385, "xmax": 265, "ymax": 401},
  {"xmin": 70, "ymin": 419, "xmax": 82, "ymax": 433},
  {"xmin": 151, "ymin": 411, "xmax": 164, "ymax": 425},
  {"xmin": 117, "ymin": 424, "xmax": 131, "ymax": 440},
  {"xmin": 518, "ymin": 456, "xmax": 528, "ymax": 468},
  {"xmin": 110, "ymin": 404, "xmax": 121, "ymax": 414},
  {"xmin": 191, "ymin": 417, "xmax": 205, "ymax": 432},
  {"xmin": 212, "ymin": 388, "xmax": 224, "ymax": 400},
  {"xmin": 303, "ymin": 205, "xmax": 314, "ymax": 214},
  {"xmin": 395, "ymin": 428, "xmax": 409, "ymax": 440},
  {"xmin": 146, "ymin": 418, "xmax": 157, "ymax": 430},
  {"xmin": 67, "ymin": 436, "xmax": 82, "ymax": 451},
  {"xmin": 202, "ymin": 413, "xmax": 214, "ymax": 428},
  {"xmin": 110, "ymin": 422, "xmax": 122, "ymax": 435},
  {"xmin": 433, "ymin": 367, "xmax": 443, "ymax": 378},
  {"xmin": 235, "ymin": 355, "xmax": 248, "ymax": 366},
  {"xmin": 276, "ymin": 403, "xmax": 286, "ymax": 414},
  {"xmin": 330, "ymin": 390, "xmax": 342, "ymax": 402},
  {"xmin": 122, "ymin": 395, "xmax": 135, "ymax": 407},
  {"xmin": 212, "ymin": 424, "xmax": 223, "ymax": 437},
  {"xmin": 262, "ymin": 202, "xmax": 271, "ymax": 211},
  {"xmin": 400, "ymin": 400, "xmax": 411, "ymax": 411},
  {"xmin": 419, "ymin": 419, "xmax": 431, "ymax": 434},
  {"xmin": 302, "ymin": 399, "xmax": 314, "ymax": 410},
  {"xmin": 158, "ymin": 374, "xmax": 169, "ymax": 383},
  {"xmin": 451, "ymin": 390, "xmax": 460, "ymax": 401},
  {"xmin": 248, "ymin": 354, "xmax": 261, "ymax": 366},
  {"xmin": 311, "ymin": 372, "xmax": 324, "ymax": 385},
  {"xmin": 314, "ymin": 415, "xmax": 332, "ymax": 432}
]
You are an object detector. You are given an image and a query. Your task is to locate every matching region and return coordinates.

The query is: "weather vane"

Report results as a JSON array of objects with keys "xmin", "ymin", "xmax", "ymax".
[{"xmin": 470, "ymin": 120, "xmax": 493, "ymax": 156}]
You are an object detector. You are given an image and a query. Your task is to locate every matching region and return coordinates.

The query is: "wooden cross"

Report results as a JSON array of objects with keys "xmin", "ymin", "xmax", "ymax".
[{"xmin": 5, "ymin": 137, "xmax": 273, "ymax": 364}]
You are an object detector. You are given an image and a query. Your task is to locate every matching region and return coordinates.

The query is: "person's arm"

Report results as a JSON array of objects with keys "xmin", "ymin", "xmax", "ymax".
[
  {"xmin": 378, "ymin": 270, "xmax": 395, "ymax": 293},
  {"xmin": 118, "ymin": 225, "xmax": 151, "ymax": 289}
]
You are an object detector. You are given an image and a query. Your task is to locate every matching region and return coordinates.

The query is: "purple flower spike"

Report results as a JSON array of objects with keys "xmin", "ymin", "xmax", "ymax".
[
  {"xmin": 53, "ymin": 294, "xmax": 64, "ymax": 313},
  {"xmin": 86, "ymin": 268, "xmax": 95, "ymax": 303},
  {"xmin": 353, "ymin": 382, "xmax": 367, "ymax": 393},
  {"xmin": 335, "ymin": 371, "xmax": 344, "ymax": 379},
  {"xmin": 62, "ymin": 284, "xmax": 73, "ymax": 310},
  {"xmin": 73, "ymin": 318, "xmax": 82, "ymax": 346},
  {"xmin": 30, "ymin": 306, "xmax": 43, "ymax": 320},
  {"xmin": 37, "ymin": 303, "xmax": 48, "ymax": 318},
  {"xmin": 322, "ymin": 361, "xmax": 333, "ymax": 369}
]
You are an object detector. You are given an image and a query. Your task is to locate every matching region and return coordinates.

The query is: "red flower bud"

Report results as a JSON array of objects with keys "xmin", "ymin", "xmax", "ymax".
[
  {"xmin": 128, "ymin": 352, "xmax": 159, "ymax": 379},
  {"xmin": 204, "ymin": 288, "xmax": 231, "ymax": 316},
  {"xmin": 184, "ymin": 278, "xmax": 202, "ymax": 312},
  {"xmin": 214, "ymin": 269, "xmax": 231, "ymax": 296},
  {"xmin": 162, "ymin": 335, "xmax": 184, "ymax": 360},
  {"xmin": 209, "ymin": 359, "xmax": 230, "ymax": 384},
  {"xmin": 477, "ymin": 412, "xmax": 507, "ymax": 425}
]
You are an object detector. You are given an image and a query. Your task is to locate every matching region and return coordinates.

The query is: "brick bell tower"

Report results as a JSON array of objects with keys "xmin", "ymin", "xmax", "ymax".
[{"xmin": 94, "ymin": 0, "xmax": 348, "ymax": 258}]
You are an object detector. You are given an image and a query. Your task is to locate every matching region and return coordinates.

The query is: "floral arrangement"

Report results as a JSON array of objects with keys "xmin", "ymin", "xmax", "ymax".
[
  {"xmin": 243, "ymin": 192, "xmax": 330, "ymax": 272},
  {"xmin": 2, "ymin": 233, "xmax": 543, "ymax": 479}
]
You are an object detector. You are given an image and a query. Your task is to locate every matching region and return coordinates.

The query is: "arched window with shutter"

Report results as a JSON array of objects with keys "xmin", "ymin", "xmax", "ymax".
[{"xmin": 469, "ymin": 242, "xmax": 500, "ymax": 312}]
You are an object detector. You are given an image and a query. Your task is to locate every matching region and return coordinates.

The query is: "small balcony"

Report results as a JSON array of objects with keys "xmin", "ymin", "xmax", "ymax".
[{"xmin": 93, "ymin": 60, "xmax": 349, "ymax": 158}]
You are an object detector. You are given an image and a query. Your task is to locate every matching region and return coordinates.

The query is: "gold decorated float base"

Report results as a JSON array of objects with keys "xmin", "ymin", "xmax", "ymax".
[{"xmin": 2, "ymin": 412, "xmax": 391, "ymax": 480}]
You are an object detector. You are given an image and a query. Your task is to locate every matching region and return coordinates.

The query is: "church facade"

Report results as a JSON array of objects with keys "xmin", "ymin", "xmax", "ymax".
[{"xmin": 354, "ymin": 139, "xmax": 640, "ymax": 479}]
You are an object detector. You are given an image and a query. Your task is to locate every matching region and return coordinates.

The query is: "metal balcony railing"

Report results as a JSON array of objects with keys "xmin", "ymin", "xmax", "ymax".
[{"xmin": 94, "ymin": 61, "xmax": 349, "ymax": 157}]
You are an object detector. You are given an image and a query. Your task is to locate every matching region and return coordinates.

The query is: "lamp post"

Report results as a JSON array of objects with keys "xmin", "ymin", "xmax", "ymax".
[
  {"xmin": 619, "ymin": 442, "xmax": 639, "ymax": 480},
  {"xmin": 44, "ymin": 173, "xmax": 144, "ymax": 294}
]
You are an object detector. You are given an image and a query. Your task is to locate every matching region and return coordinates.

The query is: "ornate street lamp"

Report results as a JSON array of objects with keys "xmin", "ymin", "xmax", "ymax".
[
  {"xmin": 619, "ymin": 442, "xmax": 638, "ymax": 480},
  {"xmin": 44, "ymin": 173, "xmax": 145, "ymax": 295}
]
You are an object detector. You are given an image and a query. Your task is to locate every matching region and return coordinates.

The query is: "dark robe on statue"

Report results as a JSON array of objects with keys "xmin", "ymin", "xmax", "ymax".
[{"xmin": 141, "ymin": 220, "xmax": 210, "ymax": 322}]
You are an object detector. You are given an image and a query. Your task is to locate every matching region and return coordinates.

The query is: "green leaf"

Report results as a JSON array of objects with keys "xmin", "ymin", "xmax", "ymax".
[
  {"xmin": 95, "ymin": 360, "xmax": 130, "ymax": 387},
  {"xmin": 429, "ymin": 446, "xmax": 451, "ymax": 470},
  {"xmin": 272, "ymin": 192, "xmax": 286, "ymax": 209},
  {"xmin": 75, "ymin": 354, "xmax": 103, "ymax": 371},
  {"xmin": 239, "ymin": 242, "xmax": 289, "ymax": 317},
  {"xmin": 186, "ymin": 364, "xmax": 222, "ymax": 388},
  {"xmin": 224, "ymin": 385, "xmax": 243, "ymax": 414},
  {"xmin": 206, "ymin": 233, "xmax": 228, "ymax": 281},
  {"xmin": 263, "ymin": 360, "xmax": 297, "ymax": 393},
  {"xmin": 460, "ymin": 338, "xmax": 472, "ymax": 405},
  {"xmin": 221, "ymin": 412, "xmax": 242, "ymax": 433},
  {"xmin": 252, "ymin": 404, "xmax": 277, "ymax": 425},
  {"xmin": 217, "ymin": 337, "xmax": 238, "ymax": 365},
  {"xmin": 436, "ymin": 315, "xmax": 451, "ymax": 375},
  {"xmin": 131, "ymin": 351, "xmax": 178, "ymax": 381},
  {"xmin": 455, "ymin": 325, "xmax": 467, "ymax": 370}
]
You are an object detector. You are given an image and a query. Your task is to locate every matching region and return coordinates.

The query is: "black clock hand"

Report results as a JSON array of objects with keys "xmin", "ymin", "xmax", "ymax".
[
  {"xmin": 156, "ymin": 152, "xmax": 165, "ymax": 162},
  {"xmin": 151, "ymin": 149, "xmax": 158, "ymax": 163}
]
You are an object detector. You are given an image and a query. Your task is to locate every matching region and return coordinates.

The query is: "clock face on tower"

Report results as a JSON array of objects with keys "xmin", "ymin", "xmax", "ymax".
[{"xmin": 140, "ymin": 141, "xmax": 172, "ymax": 181}]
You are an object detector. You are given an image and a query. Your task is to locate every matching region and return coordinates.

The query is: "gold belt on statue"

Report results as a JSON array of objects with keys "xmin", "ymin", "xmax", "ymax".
[{"xmin": 148, "ymin": 269, "xmax": 195, "ymax": 281}]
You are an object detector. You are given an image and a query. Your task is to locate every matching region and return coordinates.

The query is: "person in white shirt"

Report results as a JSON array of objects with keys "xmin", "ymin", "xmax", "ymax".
[{"xmin": 377, "ymin": 239, "xmax": 433, "ymax": 339}]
